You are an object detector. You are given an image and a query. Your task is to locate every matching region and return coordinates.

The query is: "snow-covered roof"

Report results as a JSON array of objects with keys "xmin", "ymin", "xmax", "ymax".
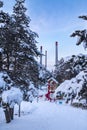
[{"xmin": 48, "ymin": 77, "xmax": 58, "ymax": 84}]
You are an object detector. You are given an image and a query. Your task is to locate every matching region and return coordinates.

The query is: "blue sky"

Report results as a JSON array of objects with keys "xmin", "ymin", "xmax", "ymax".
[{"xmin": 2, "ymin": 0, "xmax": 87, "ymax": 70}]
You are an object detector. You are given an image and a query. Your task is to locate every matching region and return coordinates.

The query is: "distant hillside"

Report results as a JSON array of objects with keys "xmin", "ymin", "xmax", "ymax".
[{"xmin": 54, "ymin": 54, "xmax": 87, "ymax": 84}]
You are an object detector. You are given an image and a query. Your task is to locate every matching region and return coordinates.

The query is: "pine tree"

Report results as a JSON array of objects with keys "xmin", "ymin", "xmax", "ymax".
[
  {"xmin": 71, "ymin": 15, "xmax": 87, "ymax": 49},
  {"xmin": 0, "ymin": 2, "xmax": 16, "ymax": 71},
  {"xmin": 11, "ymin": 0, "xmax": 40, "ymax": 88},
  {"xmin": 0, "ymin": 0, "xmax": 40, "ymax": 89},
  {"xmin": 0, "ymin": 1, "xmax": 3, "ymax": 8}
]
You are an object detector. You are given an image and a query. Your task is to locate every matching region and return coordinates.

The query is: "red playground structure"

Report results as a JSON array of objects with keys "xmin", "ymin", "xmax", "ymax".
[{"xmin": 45, "ymin": 77, "xmax": 58, "ymax": 101}]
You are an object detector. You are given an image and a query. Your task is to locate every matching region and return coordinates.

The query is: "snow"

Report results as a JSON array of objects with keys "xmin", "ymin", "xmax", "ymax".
[
  {"xmin": 26, "ymin": 82, "xmax": 38, "ymax": 102},
  {"xmin": 54, "ymin": 70, "xmax": 87, "ymax": 103},
  {"xmin": 0, "ymin": 73, "xmax": 6, "ymax": 89},
  {"xmin": 63, "ymin": 55, "xmax": 72, "ymax": 62},
  {"xmin": 39, "ymin": 69, "xmax": 44, "ymax": 78},
  {"xmin": 48, "ymin": 77, "xmax": 58, "ymax": 84},
  {"xmin": 2, "ymin": 87, "xmax": 23, "ymax": 105},
  {"xmin": 0, "ymin": 71, "xmax": 13, "ymax": 89},
  {"xmin": 20, "ymin": 42, "xmax": 30, "ymax": 49},
  {"xmin": 0, "ymin": 48, "xmax": 3, "ymax": 52},
  {"xmin": 0, "ymin": 100, "xmax": 87, "ymax": 130}
]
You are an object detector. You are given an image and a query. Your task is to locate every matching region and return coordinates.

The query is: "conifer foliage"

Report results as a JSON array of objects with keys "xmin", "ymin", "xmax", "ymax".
[
  {"xmin": 0, "ymin": 0, "xmax": 40, "ymax": 89},
  {"xmin": 71, "ymin": 15, "xmax": 87, "ymax": 49}
]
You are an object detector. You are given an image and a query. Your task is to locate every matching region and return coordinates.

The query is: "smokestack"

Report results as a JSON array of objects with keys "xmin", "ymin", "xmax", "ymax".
[
  {"xmin": 40, "ymin": 46, "xmax": 42, "ymax": 65},
  {"xmin": 45, "ymin": 50, "xmax": 47, "ymax": 69},
  {"xmin": 55, "ymin": 41, "xmax": 58, "ymax": 67}
]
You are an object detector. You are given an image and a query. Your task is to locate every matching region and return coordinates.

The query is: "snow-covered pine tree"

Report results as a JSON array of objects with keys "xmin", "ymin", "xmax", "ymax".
[
  {"xmin": 79, "ymin": 80, "xmax": 87, "ymax": 104},
  {"xmin": 70, "ymin": 16, "xmax": 87, "ymax": 104},
  {"xmin": 0, "ymin": 0, "xmax": 40, "ymax": 99},
  {"xmin": 53, "ymin": 54, "xmax": 87, "ymax": 84},
  {"xmin": 71, "ymin": 15, "xmax": 87, "ymax": 49},
  {"xmin": 11, "ymin": 0, "xmax": 40, "ymax": 89},
  {"xmin": 0, "ymin": 2, "xmax": 16, "ymax": 71}
]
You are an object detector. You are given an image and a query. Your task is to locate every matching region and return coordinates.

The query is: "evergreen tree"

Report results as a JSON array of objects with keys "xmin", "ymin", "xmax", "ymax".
[
  {"xmin": 0, "ymin": 0, "xmax": 3, "ymax": 70},
  {"xmin": 53, "ymin": 54, "xmax": 87, "ymax": 84},
  {"xmin": 10, "ymin": 0, "xmax": 40, "ymax": 88},
  {"xmin": 0, "ymin": 0, "xmax": 40, "ymax": 91},
  {"xmin": 0, "ymin": 1, "xmax": 16, "ymax": 71},
  {"xmin": 0, "ymin": 1, "xmax": 3, "ymax": 8},
  {"xmin": 71, "ymin": 15, "xmax": 87, "ymax": 49}
]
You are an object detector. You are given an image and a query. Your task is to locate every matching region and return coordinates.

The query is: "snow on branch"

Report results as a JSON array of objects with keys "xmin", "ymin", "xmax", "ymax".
[{"xmin": 2, "ymin": 87, "xmax": 23, "ymax": 107}]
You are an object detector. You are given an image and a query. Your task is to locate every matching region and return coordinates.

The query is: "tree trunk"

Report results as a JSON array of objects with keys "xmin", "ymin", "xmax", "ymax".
[
  {"xmin": 4, "ymin": 108, "xmax": 11, "ymax": 123},
  {"xmin": 6, "ymin": 52, "xmax": 10, "ymax": 71},
  {"xmin": 0, "ymin": 52, "xmax": 2, "ymax": 71},
  {"xmin": 2, "ymin": 102, "xmax": 11, "ymax": 123},
  {"xmin": 9, "ymin": 107, "xmax": 14, "ymax": 120},
  {"xmin": 18, "ymin": 105, "xmax": 21, "ymax": 117},
  {"xmin": 14, "ymin": 56, "xmax": 17, "ymax": 72}
]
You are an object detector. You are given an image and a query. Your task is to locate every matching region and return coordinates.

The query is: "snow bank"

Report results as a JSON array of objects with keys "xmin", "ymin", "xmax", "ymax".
[{"xmin": 1, "ymin": 101, "xmax": 87, "ymax": 130}]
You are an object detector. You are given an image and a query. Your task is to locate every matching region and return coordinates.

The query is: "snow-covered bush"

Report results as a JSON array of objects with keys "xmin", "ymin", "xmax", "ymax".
[
  {"xmin": 38, "ymin": 65, "xmax": 52, "ymax": 85},
  {"xmin": 2, "ymin": 87, "xmax": 23, "ymax": 107},
  {"xmin": 0, "ymin": 71, "xmax": 23, "ymax": 106},
  {"xmin": 24, "ymin": 82, "xmax": 38, "ymax": 102},
  {"xmin": 54, "ymin": 70, "xmax": 87, "ymax": 106}
]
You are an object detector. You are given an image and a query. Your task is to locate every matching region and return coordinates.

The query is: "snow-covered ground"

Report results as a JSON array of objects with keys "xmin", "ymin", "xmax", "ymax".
[{"xmin": 0, "ymin": 100, "xmax": 87, "ymax": 130}]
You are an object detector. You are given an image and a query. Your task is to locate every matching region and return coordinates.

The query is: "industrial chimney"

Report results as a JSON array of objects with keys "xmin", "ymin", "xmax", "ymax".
[
  {"xmin": 40, "ymin": 46, "xmax": 43, "ymax": 65},
  {"xmin": 45, "ymin": 50, "xmax": 47, "ymax": 69},
  {"xmin": 55, "ymin": 41, "xmax": 58, "ymax": 67}
]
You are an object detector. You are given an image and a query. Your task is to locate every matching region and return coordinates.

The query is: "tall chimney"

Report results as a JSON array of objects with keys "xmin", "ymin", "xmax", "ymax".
[
  {"xmin": 45, "ymin": 50, "xmax": 47, "ymax": 69},
  {"xmin": 40, "ymin": 46, "xmax": 42, "ymax": 65},
  {"xmin": 55, "ymin": 41, "xmax": 58, "ymax": 67}
]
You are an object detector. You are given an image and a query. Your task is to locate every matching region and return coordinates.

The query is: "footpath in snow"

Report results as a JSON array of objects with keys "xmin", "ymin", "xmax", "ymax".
[{"xmin": 0, "ymin": 101, "xmax": 87, "ymax": 130}]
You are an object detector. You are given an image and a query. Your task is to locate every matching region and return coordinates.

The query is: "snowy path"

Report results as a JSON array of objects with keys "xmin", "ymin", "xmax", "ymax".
[{"xmin": 0, "ymin": 101, "xmax": 87, "ymax": 130}]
